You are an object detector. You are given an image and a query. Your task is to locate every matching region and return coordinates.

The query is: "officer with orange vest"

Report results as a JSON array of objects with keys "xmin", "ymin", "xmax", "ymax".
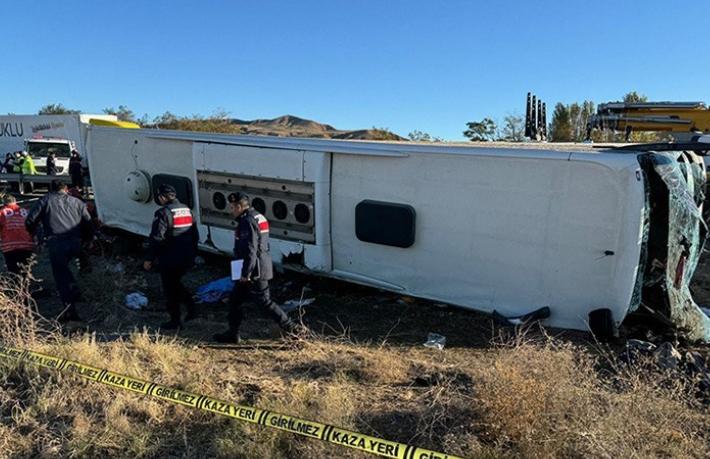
[
  {"xmin": 0, "ymin": 195, "xmax": 35, "ymax": 275},
  {"xmin": 213, "ymin": 192, "xmax": 296, "ymax": 343},
  {"xmin": 144, "ymin": 184, "xmax": 199, "ymax": 330}
]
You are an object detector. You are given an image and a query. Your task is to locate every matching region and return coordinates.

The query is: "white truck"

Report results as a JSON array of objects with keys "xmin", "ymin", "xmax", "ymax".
[{"xmin": 0, "ymin": 114, "xmax": 131, "ymax": 174}]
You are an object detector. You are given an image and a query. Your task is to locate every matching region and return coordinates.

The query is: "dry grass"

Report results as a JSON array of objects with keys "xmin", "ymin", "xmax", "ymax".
[
  {"xmin": 1, "ymin": 275, "xmax": 709, "ymax": 458},
  {"xmin": 468, "ymin": 336, "xmax": 709, "ymax": 458}
]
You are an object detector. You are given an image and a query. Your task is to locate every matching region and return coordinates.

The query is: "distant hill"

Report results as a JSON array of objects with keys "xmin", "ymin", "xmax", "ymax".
[{"xmin": 152, "ymin": 114, "xmax": 405, "ymax": 141}]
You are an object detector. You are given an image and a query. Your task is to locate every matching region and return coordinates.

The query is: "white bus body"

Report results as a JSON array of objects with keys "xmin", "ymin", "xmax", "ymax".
[{"xmin": 86, "ymin": 126, "xmax": 710, "ymax": 341}]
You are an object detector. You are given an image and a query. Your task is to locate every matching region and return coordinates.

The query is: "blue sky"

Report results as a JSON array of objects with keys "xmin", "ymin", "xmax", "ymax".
[{"xmin": 2, "ymin": 1, "xmax": 709, "ymax": 140}]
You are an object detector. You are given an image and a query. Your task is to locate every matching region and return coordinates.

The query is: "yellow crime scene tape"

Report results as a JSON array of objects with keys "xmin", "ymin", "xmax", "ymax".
[{"xmin": 0, "ymin": 344, "xmax": 463, "ymax": 459}]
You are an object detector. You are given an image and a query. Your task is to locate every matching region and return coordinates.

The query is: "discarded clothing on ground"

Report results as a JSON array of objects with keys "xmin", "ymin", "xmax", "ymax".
[
  {"xmin": 195, "ymin": 276, "xmax": 234, "ymax": 304},
  {"xmin": 125, "ymin": 292, "xmax": 148, "ymax": 310}
]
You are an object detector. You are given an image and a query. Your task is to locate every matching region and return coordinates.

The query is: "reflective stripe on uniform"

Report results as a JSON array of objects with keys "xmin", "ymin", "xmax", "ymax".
[
  {"xmin": 171, "ymin": 208, "xmax": 193, "ymax": 228},
  {"xmin": 255, "ymin": 213, "xmax": 269, "ymax": 233}
]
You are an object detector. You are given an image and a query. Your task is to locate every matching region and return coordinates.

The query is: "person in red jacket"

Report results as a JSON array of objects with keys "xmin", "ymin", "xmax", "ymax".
[{"xmin": 0, "ymin": 195, "xmax": 35, "ymax": 275}]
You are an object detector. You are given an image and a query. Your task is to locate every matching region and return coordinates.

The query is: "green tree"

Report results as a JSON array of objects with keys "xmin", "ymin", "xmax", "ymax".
[
  {"xmin": 549, "ymin": 103, "xmax": 573, "ymax": 142},
  {"xmin": 408, "ymin": 130, "xmax": 432, "ymax": 142},
  {"xmin": 463, "ymin": 118, "xmax": 497, "ymax": 141},
  {"xmin": 565, "ymin": 101, "xmax": 596, "ymax": 142},
  {"xmin": 103, "ymin": 105, "xmax": 137, "ymax": 123},
  {"xmin": 623, "ymin": 91, "xmax": 648, "ymax": 104},
  {"xmin": 38, "ymin": 103, "xmax": 80, "ymax": 115},
  {"xmin": 407, "ymin": 130, "xmax": 444, "ymax": 142},
  {"xmin": 501, "ymin": 115, "xmax": 524, "ymax": 141}
]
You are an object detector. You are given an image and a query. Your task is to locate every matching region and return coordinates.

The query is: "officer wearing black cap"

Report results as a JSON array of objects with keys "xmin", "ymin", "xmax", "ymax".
[
  {"xmin": 144, "ymin": 184, "xmax": 199, "ymax": 330},
  {"xmin": 213, "ymin": 191, "xmax": 296, "ymax": 343},
  {"xmin": 25, "ymin": 179, "xmax": 93, "ymax": 322}
]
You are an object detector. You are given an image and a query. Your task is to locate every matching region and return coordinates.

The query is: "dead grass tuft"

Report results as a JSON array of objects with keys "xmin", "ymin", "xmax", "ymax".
[
  {"xmin": 471, "ymin": 336, "xmax": 710, "ymax": 458},
  {"xmin": 0, "ymin": 259, "xmax": 56, "ymax": 347}
]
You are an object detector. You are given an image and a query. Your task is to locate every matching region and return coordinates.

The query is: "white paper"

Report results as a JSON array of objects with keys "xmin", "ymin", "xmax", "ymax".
[{"xmin": 230, "ymin": 260, "xmax": 244, "ymax": 281}]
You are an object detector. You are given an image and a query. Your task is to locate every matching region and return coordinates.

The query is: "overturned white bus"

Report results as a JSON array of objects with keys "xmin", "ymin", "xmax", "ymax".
[{"xmin": 84, "ymin": 126, "xmax": 710, "ymax": 342}]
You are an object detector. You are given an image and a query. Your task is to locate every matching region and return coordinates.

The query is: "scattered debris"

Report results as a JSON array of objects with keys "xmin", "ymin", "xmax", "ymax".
[
  {"xmin": 653, "ymin": 342, "xmax": 683, "ymax": 371},
  {"xmin": 195, "ymin": 277, "xmax": 234, "ymax": 304},
  {"xmin": 397, "ymin": 296, "xmax": 416, "ymax": 305},
  {"xmin": 125, "ymin": 292, "xmax": 148, "ymax": 310},
  {"xmin": 108, "ymin": 262, "xmax": 125, "ymax": 273},
  {"xmin": 423, "ymin": 333, "xmax": 446, "ymax": 350},
  {"xmin": 619, "ymin": 339, "xmax": 710, "ymax": 394},
  {"xmin": 281, "ymin": 297, "xmax": 316, "ymax": 313},
  {"xmin": 619, "ymin": 339, "xmax": 657, "ymax": 365}
]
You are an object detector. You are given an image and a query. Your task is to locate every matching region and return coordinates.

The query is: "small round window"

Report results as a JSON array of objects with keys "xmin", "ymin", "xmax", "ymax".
[
  {"xmin": 212, "ymin": 192, "xmax": 226, "ymax": 210},
  {"xmin": 294, "ymin": 204, "xmax": 310, "ymax": 223},
  {"xmin": 272, "ymin": 200, "xmax": 288, "ymax": 220}
]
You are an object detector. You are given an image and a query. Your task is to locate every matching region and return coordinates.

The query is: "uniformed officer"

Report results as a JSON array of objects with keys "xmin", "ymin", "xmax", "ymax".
[
  {"xmin": 213, "ymin": 192, "xmax": 297, "ymax": 343},
  {"xmin": 25, "ymin": 180, "xmax": 93, "ymax": 322},
  {"xmin": 143, "ymin": 184, "xmax": 199, "ymax": 330}
]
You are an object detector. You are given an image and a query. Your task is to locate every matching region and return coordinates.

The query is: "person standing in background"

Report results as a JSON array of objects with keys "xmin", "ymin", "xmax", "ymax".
[
  {"xmin": 20, "ymin": 152, "xmax": 36, "ymax": 194},
  {"xmin": 12, "ymin": 152, "xmax": 23, "ymax": 173},
  {"xmin": 69, "ymin": 150, "xmax": 84, "ymax": 190},
  {"xmin": 46, "ymin": 152, "xmax": 58, "ymax": 176},
  {"xmin": 0, "ymin": 195, "xmax": 35, "ymax": 276},
  {"xmin": 1, "ymin": 153, "xmax": 15, "ymax": 174}
]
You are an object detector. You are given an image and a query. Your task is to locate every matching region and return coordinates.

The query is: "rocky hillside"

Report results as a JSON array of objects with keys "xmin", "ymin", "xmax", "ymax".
[
  {"xmin": 231, "ymin": 115, "xmax": 404, "ymax": 140},
  {"xmin": 153, "ymin": 114, "xmax": 405, "ymax": 141}
]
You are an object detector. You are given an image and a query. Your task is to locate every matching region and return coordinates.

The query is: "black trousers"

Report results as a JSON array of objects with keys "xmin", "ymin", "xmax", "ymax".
[
  {"xmin": 228, "ymin": 279, "xmax": 292, "ymax": 333},
  {"xmin": 47, "ymin": 237, "xmax": 81, "ymax": 306},
  {"xmin": 71, "ymin": 174, "xmax": 84, "ymax": 189},
  {"xmin": 160, "ymin": 264, "xmax": 195, "ymax": 323},
  {"xmin": 3, "ymin": 249, "xmax": 33, "ymax": 275}
]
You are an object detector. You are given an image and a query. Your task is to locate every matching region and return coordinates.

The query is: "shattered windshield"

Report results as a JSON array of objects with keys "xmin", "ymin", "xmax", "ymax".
[{"xmin": 651, "ymin": 151, "xmax": 710, "ymax": 342}]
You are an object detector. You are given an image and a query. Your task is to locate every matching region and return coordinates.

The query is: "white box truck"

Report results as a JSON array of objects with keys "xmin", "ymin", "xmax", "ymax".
[{"xmin": 0, "ymin": 114, "xmax": 134, "ymax": 174}]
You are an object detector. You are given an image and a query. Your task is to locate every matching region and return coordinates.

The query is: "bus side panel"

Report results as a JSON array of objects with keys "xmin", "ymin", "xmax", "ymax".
[{"xmin": 330, "ymin": 152, "xmax": 644, "ymax": 331}]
